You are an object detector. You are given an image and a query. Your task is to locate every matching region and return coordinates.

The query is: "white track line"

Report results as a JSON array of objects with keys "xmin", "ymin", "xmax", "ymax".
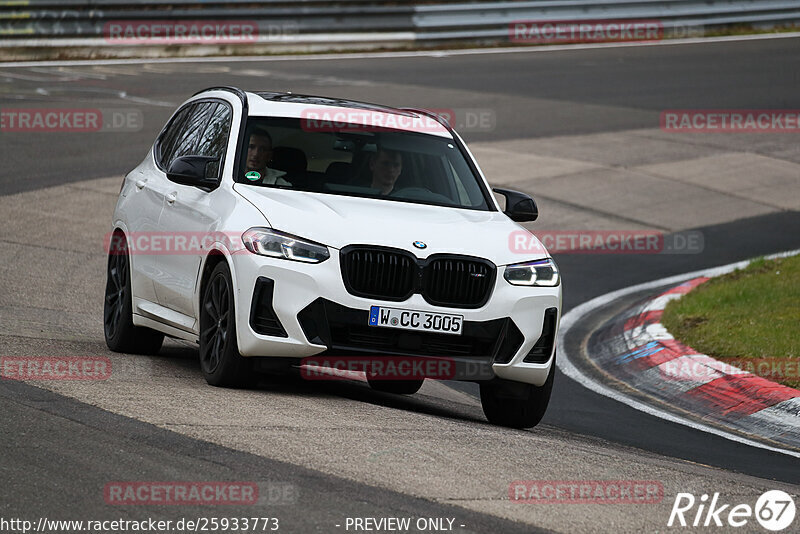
[
  {"xmin": 1, "ymin": 31, "xmax": 800, "ymax": 68},
  {"xmin": 556, "ymin": 248, "xmax": 800, "ymax": 459}
]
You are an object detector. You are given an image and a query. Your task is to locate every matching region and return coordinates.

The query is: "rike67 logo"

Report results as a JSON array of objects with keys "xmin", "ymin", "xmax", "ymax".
[{"xmin": 668, "ymin": 490, "xmax": 796, "ymax": 531}]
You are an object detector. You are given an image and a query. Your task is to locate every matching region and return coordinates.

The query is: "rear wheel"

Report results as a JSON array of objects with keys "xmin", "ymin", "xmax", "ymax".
[
  {"xmin": 103, "ymin": 234, "xmax": 164, "ymax": 354},
  {"xmin": 480, "ymin": 361, "xmax": 554, "ymax": 429},
  {"xmin": 199, "ymin": 262, "xmax": 253, "ymax": 387},
  {"xmin": 367, "ymin": 377, "xmax": 424, "ymax": 395}
]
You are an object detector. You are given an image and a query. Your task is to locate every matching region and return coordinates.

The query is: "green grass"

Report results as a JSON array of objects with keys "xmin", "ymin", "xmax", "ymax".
[{"xmin": 661, "ymin": 255, "xmax": 800, "ymax": 389}]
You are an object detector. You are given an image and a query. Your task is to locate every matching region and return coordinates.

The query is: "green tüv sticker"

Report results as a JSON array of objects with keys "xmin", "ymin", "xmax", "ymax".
[{"xmin": 245, "ymin": 171, "xmax": 261, "ymax": 181}]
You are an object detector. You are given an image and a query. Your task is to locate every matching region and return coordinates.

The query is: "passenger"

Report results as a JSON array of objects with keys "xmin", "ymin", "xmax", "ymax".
[
  {"xmin": 368, "ymin": 147, "xmax": 403, "ymax": 194},
  {"xmin": 244, "ymin": 128, "xmax": 291, "ymax": 186}
]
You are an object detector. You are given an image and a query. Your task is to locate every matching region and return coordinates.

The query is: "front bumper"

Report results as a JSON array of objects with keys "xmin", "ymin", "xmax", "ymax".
[{"xmin": 229, "ymin": 248, "xmax": 561, "ymax": 386}]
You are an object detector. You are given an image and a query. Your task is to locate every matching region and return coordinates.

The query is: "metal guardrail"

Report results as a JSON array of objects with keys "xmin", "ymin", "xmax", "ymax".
[
  {"xmin": 0, "ymin": 1, "xmax": 799, "ymax": 45},
  {"xmin": 414, "ymin": 0, "xmax": 800, "ymax": 40}
]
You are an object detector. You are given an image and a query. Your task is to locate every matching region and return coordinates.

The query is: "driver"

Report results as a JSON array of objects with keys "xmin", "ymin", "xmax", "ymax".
[
  {"xmin": 368, "ymin": 147, "xmax": 402, "ymax": 194},
  {"xmin": 244, "ymin": 128, "xmax": 291, "ymax": 186}
]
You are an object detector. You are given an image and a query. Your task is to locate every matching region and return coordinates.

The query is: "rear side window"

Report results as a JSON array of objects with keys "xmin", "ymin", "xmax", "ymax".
[
  {"xmin": 157, "ymin": 105, "xmax": 193, "ymax": 169},
  {"xmin": 157, "ymin": 101, "xmax": 228, "ymax": 172},
  {"xmin": 195, "ymin": 103, "xmax": 232, "ymax": 178},
  {"xmin": 169, "ymin": 102, "xmax": 216, "ymax": 164}
]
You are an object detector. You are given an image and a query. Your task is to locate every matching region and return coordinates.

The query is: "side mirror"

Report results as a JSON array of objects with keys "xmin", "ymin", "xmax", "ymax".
[
  {"xmin": 492, "ymin": 187, "xmax": 538, "ymax": 222},
  {"xmin": 167, "ymin": 155, "xmax": 220, "ymax": 190}
]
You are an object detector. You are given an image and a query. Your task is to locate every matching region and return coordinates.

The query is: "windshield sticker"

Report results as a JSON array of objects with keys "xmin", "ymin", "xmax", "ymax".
[{"xmin": 245, "ymin": 171, "xmax": 261, "ymax": 181}]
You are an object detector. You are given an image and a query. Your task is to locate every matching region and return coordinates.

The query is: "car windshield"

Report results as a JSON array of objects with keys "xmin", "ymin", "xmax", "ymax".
[{"xmin": 236, "ymin": 116, "xmax": 492, "ymax": 211}]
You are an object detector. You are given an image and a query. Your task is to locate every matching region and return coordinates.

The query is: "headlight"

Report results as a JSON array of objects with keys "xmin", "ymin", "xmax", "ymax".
[
  {"xmin": 242, "ymin": 228, "xmax": 330, "ymax": 263},
  {"xmin": 504, "ymin": 258, "xmax": 559, "ymax": 287}
]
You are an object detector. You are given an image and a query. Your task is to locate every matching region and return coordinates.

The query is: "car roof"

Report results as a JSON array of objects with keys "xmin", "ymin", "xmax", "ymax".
[
  {"xmin": 254, "ymin": 91, "xmax": 412, "ymax": 115},
  {"xmin": 198, "ymin": 87, "xmax": 453, "ymax": 138}
]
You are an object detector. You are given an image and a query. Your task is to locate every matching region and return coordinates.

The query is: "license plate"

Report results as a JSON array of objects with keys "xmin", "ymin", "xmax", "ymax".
[{"xmin": 368, "ymin": 306, "xmax": 463, "ymax": 335}]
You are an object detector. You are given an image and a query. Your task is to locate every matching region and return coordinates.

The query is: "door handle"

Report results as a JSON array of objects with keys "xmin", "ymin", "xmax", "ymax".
[
  {"xmin": 135, "ymin": 179, "xmax": 147, "ymax": 190},
  {"xmin": 166, "ymin": 192, "xmax": 177, "ymax": 205}
]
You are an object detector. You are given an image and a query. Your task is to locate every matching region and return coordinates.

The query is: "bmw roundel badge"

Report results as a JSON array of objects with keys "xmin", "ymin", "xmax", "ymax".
[{"xmin": 413, "ymin": 241, "xmax": 427, "ymax": 249}]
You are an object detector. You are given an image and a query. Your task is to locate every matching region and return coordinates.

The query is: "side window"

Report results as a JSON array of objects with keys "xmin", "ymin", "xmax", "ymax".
[
  {"xmin": 169, "ymin": 102, "xmax": 216, "ymax": 165},
  {"xmin": 157, "ymin": 105, "xmax": 194, "ymax": 169},
  {"xmin": 195, "ymin": 103, "xmax": 232, "ymax": 179}
]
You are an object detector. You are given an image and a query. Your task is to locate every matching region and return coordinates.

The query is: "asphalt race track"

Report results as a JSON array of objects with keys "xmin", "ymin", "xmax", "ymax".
[{"xmin": 1, "ymin": 36, "xmax": 799, "ymax": 533}]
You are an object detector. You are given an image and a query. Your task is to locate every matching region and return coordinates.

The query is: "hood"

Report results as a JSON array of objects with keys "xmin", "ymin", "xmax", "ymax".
[{"xmin": 233, "ymin": 184, "xmax": 548, "ymax": 266}]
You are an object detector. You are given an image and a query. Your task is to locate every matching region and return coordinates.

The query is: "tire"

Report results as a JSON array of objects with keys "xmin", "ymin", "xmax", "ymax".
[
  {"xmin": 199, "ymin": 262, "xmax": 253, "ymax": 387},
  {"xmin": 103, "ymin": 234, "xmax": 164, "ymax": 355},
  {"xmin": 367, "ymin": 377, "xmax": 424, "ymax": 395},
  {"xmin": 479, "ymin": 361, "xmax": 554, "ymax": 429}
]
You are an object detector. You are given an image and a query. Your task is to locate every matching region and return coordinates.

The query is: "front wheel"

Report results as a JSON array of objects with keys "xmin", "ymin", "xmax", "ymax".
[
  {"xmin": 480, "ymin": 363, "xmax": 554, "ymax": 429},
  {"xmin": 199, "ymin": 262, "xmax": 253, "ymax": 388}
]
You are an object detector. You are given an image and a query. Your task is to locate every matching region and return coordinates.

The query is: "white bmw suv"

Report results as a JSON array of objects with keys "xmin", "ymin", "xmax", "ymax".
[{"xmin": 105, "ymin": 87, "xmax": 561, "ymax": 428}]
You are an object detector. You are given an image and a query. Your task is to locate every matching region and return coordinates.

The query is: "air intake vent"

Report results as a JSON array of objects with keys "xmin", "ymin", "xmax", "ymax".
[
  {"xmin": 524, "ymin": 307, "xmax": 558, "ymax": 363},
  {"xmin": 249, "ymin": 277, "xmax": 288, "ymax": 337},
  {"xmin": 493, "ymin": 320, "xmax": 524, "ymax": 364}
]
